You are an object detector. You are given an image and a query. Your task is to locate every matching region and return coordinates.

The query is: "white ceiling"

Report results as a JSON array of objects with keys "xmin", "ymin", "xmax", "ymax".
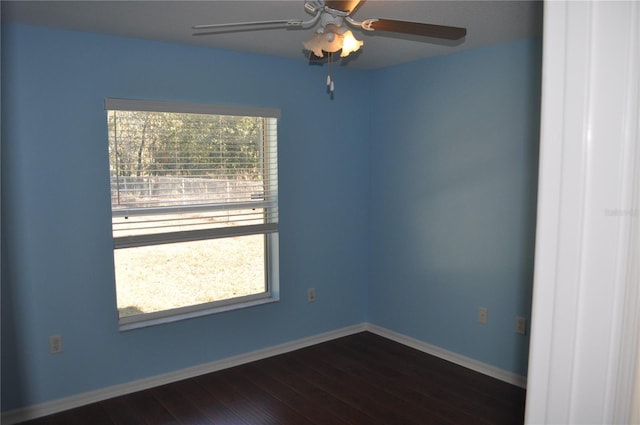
[{"xmin": 2, "ymin": 0, "xmax": 543, "ymax": 69}]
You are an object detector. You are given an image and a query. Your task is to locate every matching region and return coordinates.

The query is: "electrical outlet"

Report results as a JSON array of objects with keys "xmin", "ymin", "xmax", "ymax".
[
  {"xmin": 478, "ymin": 307, "xmax": 488, "ymax": 325},
  {"xmin": 516, "ymin": 316, "xmax": 527, "ymax": 335},
  {"xmin": 49, "ymin": 335, "xmax": 63, "ymax": 354},
  {"xmin": 308, "ymin": 288, "xmax": 316, "ymax": 303}
]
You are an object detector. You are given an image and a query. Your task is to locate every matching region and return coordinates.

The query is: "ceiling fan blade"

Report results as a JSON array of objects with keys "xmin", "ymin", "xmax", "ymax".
[
  {"xmin": 369, "ymin": 18, "xmax": 466, "ymax": 40},
  {"xmin": 193, "ymin": 19, "xmax": 303, "ymax": 32},
  {"xmin": 324, "ymin": 0, "xmax": 362, "ymax": 14}
]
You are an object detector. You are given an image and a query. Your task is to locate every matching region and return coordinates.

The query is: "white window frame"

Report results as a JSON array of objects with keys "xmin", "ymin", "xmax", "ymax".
[{"xmin": 105, "ymin": 98, "xmax": 280, "ymax": 331}]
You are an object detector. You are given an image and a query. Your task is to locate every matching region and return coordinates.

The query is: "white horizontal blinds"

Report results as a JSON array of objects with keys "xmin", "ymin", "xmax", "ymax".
[
  {"xmin": 106, "ymin": 99, "xmax": 278, "ymax": 249},
  {"xmin": 105, "ymin": 98, "xmax": 281, "ymax": 119}
]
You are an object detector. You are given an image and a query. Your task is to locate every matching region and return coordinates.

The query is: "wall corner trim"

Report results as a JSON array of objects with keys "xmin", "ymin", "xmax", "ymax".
[
  {"xmin": 364, "ymin": 324, "xmax": 528, "ymax": 388},
  {"xmin": 1, "ymin": 322, "xmax": 525, "ymax": 424}
]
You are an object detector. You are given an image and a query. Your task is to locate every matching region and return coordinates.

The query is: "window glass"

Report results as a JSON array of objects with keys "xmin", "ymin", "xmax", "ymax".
[{"xmin": 105, "ymin": 99, "xmax": 278, "ymax": 327}]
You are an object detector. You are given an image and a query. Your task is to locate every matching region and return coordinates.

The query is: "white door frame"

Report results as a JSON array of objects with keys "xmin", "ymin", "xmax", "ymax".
[{"xmin": 525, "ymin": 1, "xmax": 640, "ymax": 423}]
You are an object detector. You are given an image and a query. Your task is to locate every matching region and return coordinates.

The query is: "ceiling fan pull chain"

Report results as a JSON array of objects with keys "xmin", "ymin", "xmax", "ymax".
[
  {"xmin": 326, "ymin": 51, "xmax": 335, "ymax": 94},
  {"xmin": 326, "ymin": 52, "xmax": 332, "ymax": 93}
]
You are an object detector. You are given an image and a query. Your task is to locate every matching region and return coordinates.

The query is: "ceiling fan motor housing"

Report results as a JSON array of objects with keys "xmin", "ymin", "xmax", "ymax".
[{"xmin": 319, "ymin": 10, "xmax": 346, "ymax": 32}]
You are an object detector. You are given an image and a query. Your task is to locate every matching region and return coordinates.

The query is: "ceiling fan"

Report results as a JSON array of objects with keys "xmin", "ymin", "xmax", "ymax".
[{"xmin": 193, "ymin": 0, "xmax": 467, "ymax": 93}]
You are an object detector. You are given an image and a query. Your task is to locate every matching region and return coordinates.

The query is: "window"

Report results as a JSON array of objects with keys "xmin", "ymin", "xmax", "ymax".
[{"xmin": 105, "ymin": 99, "xmax": 279, "ymax": 329}]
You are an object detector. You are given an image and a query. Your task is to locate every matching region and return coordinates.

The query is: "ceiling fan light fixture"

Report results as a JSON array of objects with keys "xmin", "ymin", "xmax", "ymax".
[
  {"xmin": 339, "ymin": 30, "xmax": 363, "ymax": 57},
  {"xmin": 302, "ymin": 27, "xmax": 363, "ymax": 58}
]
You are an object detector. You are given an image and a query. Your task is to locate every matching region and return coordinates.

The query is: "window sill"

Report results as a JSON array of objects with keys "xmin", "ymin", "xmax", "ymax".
[{"xmin": 118, "ymin": 293, "xmax": 279, "ymax": 332}]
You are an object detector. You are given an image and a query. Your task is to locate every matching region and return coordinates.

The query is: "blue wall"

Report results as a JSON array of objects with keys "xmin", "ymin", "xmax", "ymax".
[
  {"xmin": 1, "ymin": 23, "xmax": 541, "ymax": 412},
  {"xmin": 368, "ymin": 39, "xmax": 541, "ymax": 375},
  {"xmin": 1, "ymin": 24, "xmax": 371, "ymax": 411}
]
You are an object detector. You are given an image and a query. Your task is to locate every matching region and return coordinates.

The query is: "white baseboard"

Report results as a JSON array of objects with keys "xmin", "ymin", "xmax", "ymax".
[
  {"xmin": 1, "ymin": 323, "xmax": 367, "ymax": 425},
  {"xmin": 364, "ymin": 323, "xmax": 527, "ymax": 388},
  {"xmin": 1, "ymin": 322, "xmax": 526, "ymax": 424}
]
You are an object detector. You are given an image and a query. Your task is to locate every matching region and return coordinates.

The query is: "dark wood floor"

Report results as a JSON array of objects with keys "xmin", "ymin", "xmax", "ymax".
[{"xmin": 21, "ymin": 332, "xmax": 526, "ymax": 425}]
